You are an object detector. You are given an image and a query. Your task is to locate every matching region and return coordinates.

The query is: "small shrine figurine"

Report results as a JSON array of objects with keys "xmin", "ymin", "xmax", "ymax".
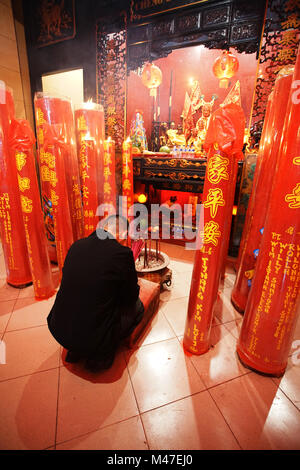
[
  {"xmin": 187, "ymin": 127, "xmax": 202, "ymax": 153},
  {"xmin": 130, "ymin": 110, "xmax": 148, "ymax": 153},
  {"xmin": 195, "ymin": 97, "xmax": 217, "ymax": 144}
]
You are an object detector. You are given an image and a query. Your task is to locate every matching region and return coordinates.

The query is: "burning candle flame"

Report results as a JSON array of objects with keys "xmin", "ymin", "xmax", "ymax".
[{"xmin": 83, "ymin": 98, "xmax": 95, "ymax": 110}]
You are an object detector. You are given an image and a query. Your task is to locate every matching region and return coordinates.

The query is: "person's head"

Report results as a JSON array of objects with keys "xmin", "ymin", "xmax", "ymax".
[
  {"xmin": 202, "ymin": 104, "xmax": 211, "ymax": 118},
  {"xmin": 97, "ymin": 214, "xmax": 129, "ymax": 244}
]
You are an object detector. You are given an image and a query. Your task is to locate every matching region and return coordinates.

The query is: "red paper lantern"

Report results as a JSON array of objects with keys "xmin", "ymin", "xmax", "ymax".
[
  {"xmin": 213, "ymin": 51, "xmax": 239, "ymax": 89},
  {"xmin": 141, "ymin": 63, "xmax": 162, "ymax": 98}
]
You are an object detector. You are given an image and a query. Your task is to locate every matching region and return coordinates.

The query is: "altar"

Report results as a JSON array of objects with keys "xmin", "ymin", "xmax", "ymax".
[{"xmin": 133, "ymin": 153, "xmax": 243, "ymax": 194}]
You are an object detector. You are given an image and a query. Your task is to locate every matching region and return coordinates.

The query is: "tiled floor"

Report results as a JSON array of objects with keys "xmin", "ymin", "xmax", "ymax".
[{"xmin": 0, "ymin": 241, "xmax": 299, "ymax": 450}]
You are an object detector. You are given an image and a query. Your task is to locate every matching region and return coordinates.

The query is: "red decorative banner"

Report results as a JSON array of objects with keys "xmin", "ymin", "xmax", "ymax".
[
  {"xmin": 237, "ymin": 47, "xmax": 300, "ymax": 376},
  {"xmin": 8, "ymin": 119, "xmax": 55, "ymax": 299},
  {"xmin": 183, "ymin": 103, "xmax": 245, "ymax": 355},
  {"xmin": 0, "ymin": 86, "xmax": 32, "ymax": 286},
  {"xmin": 232, "ymin": 69, "xmax": 293, "ymax": 312}
]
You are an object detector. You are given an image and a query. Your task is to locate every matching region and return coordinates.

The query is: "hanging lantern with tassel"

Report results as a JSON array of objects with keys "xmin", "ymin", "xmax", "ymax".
[
  {"xmin": 141, "ymin": 63, "xmax": 162, "ymax": 99},
  {"xmin": 213, "ymin": 51, "xmax": 239, "ymax": 89}
]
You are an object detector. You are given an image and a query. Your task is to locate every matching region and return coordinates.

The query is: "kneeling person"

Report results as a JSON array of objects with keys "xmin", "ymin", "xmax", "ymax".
[{"xmin": 47, "ymin": 215, "xmax": 144, "ymax": 372}]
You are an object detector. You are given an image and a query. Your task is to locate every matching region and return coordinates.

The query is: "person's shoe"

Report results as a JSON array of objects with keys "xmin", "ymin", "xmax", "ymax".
[
  {"xmin": 85, "ymin": 355, "xmax": 114, "ymax": 373},
  {"xmin": 65, "ymin": 350, "xmax": 81, "ymax": 363}
]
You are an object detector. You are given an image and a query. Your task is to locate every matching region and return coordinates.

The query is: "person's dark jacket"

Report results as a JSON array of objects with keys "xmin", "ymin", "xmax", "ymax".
[{"xmin": 47, "ymin": 230, "xmax": 140, "ymax": 358}]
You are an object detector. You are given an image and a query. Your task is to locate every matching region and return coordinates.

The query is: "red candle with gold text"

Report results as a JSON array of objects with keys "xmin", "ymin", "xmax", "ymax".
[
  {"xmin": 75, "ymin": 102, "xmax": 105, "ymax": 208},
  {"xmin": 8, "ymin": 118, "xmax": 55, "ymax": 299},
  {"xmin": 34, "ymin": 93, "xmax": 83, "ymax": 254},
  {"xmin": 41, "ymin": 123, "xmax": 74, "ymax": 278},
  {"xmin": 0, "ymin": 85, "xmax": 32, "ymax": 286},
  {"xmin": 59, "ymin": 98, "xmax": 84, "ymax": 241},
  {"xmin": 231, "ymin": 70, "xmax": 293, "ymax": 313},
  {"xmin": 102, "ymin": 137, "xmax": 116, "ymax": 215},
  {"xmin": 79, "ymin": 133, "xmax": 99, "ymax": 236},
  {"xmin": 234, "ymin": 94, "xmax": 274, "ymax": 274},
  {"xmin": 237, "ymin": 49, "xmax": 300, "ymax": 376},
  {"xmin": 122, "ymin": 138, "xmax": 134, "ymax": 221},
  {"xmin": 183, "ymin": 103, "xmax": 245, "ymax": 354}
]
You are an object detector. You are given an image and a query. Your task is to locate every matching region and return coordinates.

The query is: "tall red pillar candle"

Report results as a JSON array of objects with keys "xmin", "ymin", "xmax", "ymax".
[
  {"xmin": 75, "ymin": 102, "xmax": 105, "ymax": 234},
  {"xmin": 122, "ymin": 137, "xmax": 133, "ymax": 219},
  {"xmin": 234, "ymin": 93, "xmax": 274, "ymax": 275},
  {"xmin": 183, "ymin": 103, "xmax": 245, "ymax": 354},
  {"xmin": 42, "ymin": 123, "xmax": 74, "ymax": 278},
  {"xmin": 237, "ymin": 50, "xmax": 300, "ymax": 376},
  {"xmin": 102, "ymin": 137, "xmax": 116, "ymax": 216},
  {"xmin": 8, "ymin": 119, "xmax": 55, "ymax": 299},
  {"xmin": 0, "ymin": 85, "xmax": 32, "ymax": 286},
  {"xmin": 34, "ymin": 93, "xmax": 83, "ymax": 251},
  {"xmin": 231, "ymin": 69, "xmax": 293, "ymax": 313},
  {"xmin": 59, "ymin": 98, "xmax": 84, "ymax": 240},
  {"xmin": 78, "ymin": 134, "xmax": 99, "ymax": 236}
]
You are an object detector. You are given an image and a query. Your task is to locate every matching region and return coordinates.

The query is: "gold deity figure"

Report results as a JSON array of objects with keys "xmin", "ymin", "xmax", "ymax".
[
  {"xmin": 166, "ymin": 121, "xmax": 186, "ymax": 147},
  {"xmin": 196, "ymin": 103, "xmax": 213, "ymax": 143}
]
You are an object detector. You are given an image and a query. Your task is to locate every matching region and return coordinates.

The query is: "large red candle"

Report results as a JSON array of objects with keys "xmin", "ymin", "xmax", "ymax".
[
  {"xmin": 234, "ymin": 94, "xmax": 274, "ymax": 276},
  {"xmin": 8, "ymin": 119, "xmax": 55, "ymax": 299},
  {"xmin": 59, "ymin": 98, "xmax": 84, "ymax": 241},
  {"xmin": 231, "ymin": 69, "xmax": 293, "ymax": 313},
  {"xmin": 237, "ymin": 49, "xmax": 300, "ymax": 376},
  {"xmin": 75, "ymin": 102, "xmax": 104, "ymax": 235},
  {"xmin": 102, "ymin": 138, "xmax": 116, "ymax": 215},
  {"xmin": 34, "ymin": 93, "xmax": 83, "ymax": 251},
  {"xmin": 0, "ymin": 86, "xmax": 32, "ymax": 286},
  {"xmin": 78, "ymin": 134, "xmax": 99, "ymax": 236},
  {"xmin": 183, "ymin": 103, "xmax": 245, "ymax": 354}
]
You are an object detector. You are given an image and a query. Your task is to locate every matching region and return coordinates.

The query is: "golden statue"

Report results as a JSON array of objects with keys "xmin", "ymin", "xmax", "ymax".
[{"xmin": 166, "ymin": 121, "xmax": 186, "ymax": 147}]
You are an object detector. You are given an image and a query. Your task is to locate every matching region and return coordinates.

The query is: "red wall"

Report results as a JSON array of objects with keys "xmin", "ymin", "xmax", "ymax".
[{"xmin": 127, "ymin": 45, "xmax": 258, "ymax": 140}]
